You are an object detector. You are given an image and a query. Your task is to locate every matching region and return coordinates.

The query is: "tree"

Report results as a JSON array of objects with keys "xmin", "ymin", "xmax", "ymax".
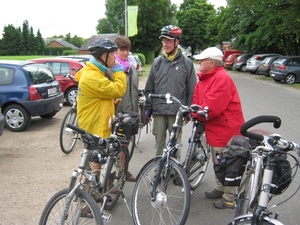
[
  {"xmin": 96, "ymin": 18, "xmax": 114, "ymax": 33},
  {"xmin": 177, "ymin": 0, "xmax": 215, "ymax": 54},
  {"xmin": 0, "ymin": 25, "xmax": 22, "ymax": 55}
]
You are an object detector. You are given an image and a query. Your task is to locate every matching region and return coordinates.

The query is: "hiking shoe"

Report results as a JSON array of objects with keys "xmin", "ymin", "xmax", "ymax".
[
  {"xmin": 205, "ymin": 189, "xmax": 224, "ymax": 199},
  {"xmin": 213, "ymin": 198, "xmax": 235, "ymax": 209},
  {"xmin": 126, "ymin": 171, "xmax": 136, "ymax": 182}
]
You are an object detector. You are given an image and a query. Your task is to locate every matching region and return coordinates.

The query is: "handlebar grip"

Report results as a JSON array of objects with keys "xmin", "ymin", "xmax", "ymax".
[
  {"xmin": 240, "ymin": 115, "xmax": 281, "ymax": 141},
  {"xmin": 149, "ymin": 94, "xmax": 167, "ymax": 99},
  {"xmin": 66, "ymin": 123, "xmax": 85, "ymax": 134}
]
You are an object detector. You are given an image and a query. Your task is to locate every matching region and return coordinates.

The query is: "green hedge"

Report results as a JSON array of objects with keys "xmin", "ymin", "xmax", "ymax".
[{"xmin": 43, "ymin": 47, "xmax": 74, "ymax": 56}]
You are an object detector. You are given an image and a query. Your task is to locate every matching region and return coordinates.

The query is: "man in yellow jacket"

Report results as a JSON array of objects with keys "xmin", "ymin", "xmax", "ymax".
[{"xmin": 75, "ymin": 39, "xmax": 126, "ymax": 137}]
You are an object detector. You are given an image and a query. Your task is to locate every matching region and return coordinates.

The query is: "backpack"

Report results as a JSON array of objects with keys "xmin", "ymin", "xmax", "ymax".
[
  {"xmin": 113, "ymin": 111, "xmax": 139, "ymax": 139},
  {"xmin": 213, "ymin": 135, "xmax": 250, "ymax": 186}
]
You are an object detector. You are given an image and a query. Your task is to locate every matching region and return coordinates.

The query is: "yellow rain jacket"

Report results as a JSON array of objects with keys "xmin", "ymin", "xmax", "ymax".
[{"xmin": 75, "ymin": 62, "xmax": 126, "ymax": 138}]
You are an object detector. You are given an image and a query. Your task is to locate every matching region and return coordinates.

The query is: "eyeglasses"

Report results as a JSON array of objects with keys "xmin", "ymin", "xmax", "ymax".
[{"xmin": 161, "ymin": 39, "xmax": 174, "ymax": 44}]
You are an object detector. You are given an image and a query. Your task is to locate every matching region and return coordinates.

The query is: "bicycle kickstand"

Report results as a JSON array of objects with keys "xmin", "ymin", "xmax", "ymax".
[{"xmin": 120, "ymin": 190, "xmax": 133, "ymax": 217}]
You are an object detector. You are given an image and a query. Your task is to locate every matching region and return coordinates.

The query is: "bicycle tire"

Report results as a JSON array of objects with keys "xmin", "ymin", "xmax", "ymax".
[
  {"xmin": 235, "ymin": 159, "xmax": 261, "ymax": 217},
  {"xmin": 128, "ymin": 135, "xmax": 135, "ymax": 161},
  {"xmin": 132, "ymin": 157, "xmax": 191, "ymax": 225},
  {"xmin": 39, "ymin": 188, "xmax": 103, "ymax": 225},
  {"xmin": 135, "ymin": 105, "xmax": 143, "ymax": 145},
  {"xmin": 102, "ymin": 146, "xmax": 129, "ymax": 210},
  {"xmin": 227, "ymin": 214, "xmax": 283, "ymax": 225},
  {"xmin": 59, "ymin": 108, "xmax": 79, "ymax": 154},
  {"xmin": 186, "ymin": 132, "xmax": 210, "ymax": 190}
]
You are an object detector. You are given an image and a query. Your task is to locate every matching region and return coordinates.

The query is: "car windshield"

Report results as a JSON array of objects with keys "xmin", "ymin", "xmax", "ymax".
[{"xmin": 24, "ymin": 64, "xmax": 55, "ymax": 84}]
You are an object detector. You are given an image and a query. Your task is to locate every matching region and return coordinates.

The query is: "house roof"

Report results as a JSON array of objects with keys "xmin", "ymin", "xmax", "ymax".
[
  {"xmin": 48, "ymin": 38, "xmax": 79, "ymax": 50},
  {"xmin": 79, "ymin": 34, "xmax": 119, "ymax": 50}
]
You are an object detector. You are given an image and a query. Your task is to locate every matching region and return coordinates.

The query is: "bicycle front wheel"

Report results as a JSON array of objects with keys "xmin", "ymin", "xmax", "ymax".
[
  {"xmin": 132, "ymin": 157, "xmax": 191, "ymax": 225},
  {"xmin": 135, "ymin": 104, "xmax": 143, "ymax": 145},
  {"xmin": 227, "ymin": 214, "xmax": 284, "ymax": 225},
  {"xmin": 186, "ymin": 132, "xmax": 210, "ymax": 190},
  {"xmin": 39, "ymin": 188, "xmax": 103, "ymax": 225},
  {"xmin": 128, "ymin": 135, "xmax": 135, "ymax": 161},
  {"xmin": 59, "ymin": 108, "xmax": 79, "ymax": 154}
]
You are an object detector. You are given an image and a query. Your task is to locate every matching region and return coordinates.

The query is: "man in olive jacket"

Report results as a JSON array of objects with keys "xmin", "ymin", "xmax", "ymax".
[{"xmin": 144, "ymin": 25, "xmax": 197, "ymax": 156}]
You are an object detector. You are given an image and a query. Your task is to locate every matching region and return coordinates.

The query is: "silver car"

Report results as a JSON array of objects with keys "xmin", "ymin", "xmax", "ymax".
[{"xmin": 246, "ymin": 53, "xmax": 281, "ymax": 74}]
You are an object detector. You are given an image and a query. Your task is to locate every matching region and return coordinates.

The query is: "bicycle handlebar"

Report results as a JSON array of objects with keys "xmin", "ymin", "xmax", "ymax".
[
  {"xmin": 240, "ymin": 115, "xmax": 281, "ymax": 141},
  {"xmin": 66, "ymin": 123, "xmax": 85, "ymax": 134}
]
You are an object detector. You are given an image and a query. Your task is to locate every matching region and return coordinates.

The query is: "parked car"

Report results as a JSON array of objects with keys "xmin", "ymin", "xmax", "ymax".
[
  {"xmin": 0, "ymin": 111, "xmax": 4, "ymax": 136},
  {"xmin": 257, "ymin": 56, "xmax": 281, "ymax": 76},
  {"xmin": 222, "ymin": 50, "xmax": 242, "ymax": 62},
  {"xmin": 270, "ymin": 56, "xmax": 300, "ymax": 84},
  {"xmin": 0, "ymin": 60, "xmax": 64, "ymax": 132},
  {"xmin": 129, "ymin": 54, "xmax": 144, "ymax": 76},
  {"xmin": 29, "ymin": 58, "xmax": 85, "ymax": 105},
  {"xmin": 246, "ymin": 53, "xmax": 281, "ymax": 74},
  {"xmin": 56, "ymin": 55, "xmax": 93, "ymax": 65},
  {"xmin": 233, "ymin": 54, "xmax": 253, "ymax": 72},
  {"xmin": 224, "ymin": 53, "xmax": 242, "ymax": 70}
]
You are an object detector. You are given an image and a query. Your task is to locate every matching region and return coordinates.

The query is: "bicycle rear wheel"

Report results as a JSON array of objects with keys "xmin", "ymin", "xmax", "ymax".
[
  {"xmin": 102, "ymin": 146, "xmax": 129, "ymax": 210},
  {"xmin": 59, "ymin": 108, "xmax": 79, "ymax": 154},
  {"xmin": 186, "ymin": 132, "xmax": 210, "ymax": 190},
  {"xmin": 128, "ymin": 135, "xmax": 135, "ymax": 161},
  {"xmin": 132, "ymin": 157, "xmax": 191, "ymax": 225},
  {"xmin": 39, "ymin": 188, "xmax": 103, "ymax": 225},
  {"xmin": 135, "ymin": 105, "xmax": 144, "ymax": 145}
]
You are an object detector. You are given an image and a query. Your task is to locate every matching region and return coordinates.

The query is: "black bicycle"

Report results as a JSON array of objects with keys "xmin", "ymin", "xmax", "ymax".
[{"xmin": 132, "ymin": 93, "xmax": 210, "ymax": 225}]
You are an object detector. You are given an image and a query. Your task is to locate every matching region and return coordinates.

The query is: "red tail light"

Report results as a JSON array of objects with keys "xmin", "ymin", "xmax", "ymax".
[
  {"xmin": 278, "ymin": 65, "xmax": 286, "ymax": 70},
  {"xmin": 237, "ymin": 59, "xmax": 242, "ymax": 63},
  {"xmin": 136, "ymin": 64, "xmax": 140, "ymax": 71},
  {"xmin": 29, "ymin": 86, "xmax": 42, "ymax": 100},
  {"xmin": 265, "ymin": 65, "xmax": 270, "ymax": 69},
  {"xmin": 255, "ymin": 56, "xmax": 260, "ymax": 60}
]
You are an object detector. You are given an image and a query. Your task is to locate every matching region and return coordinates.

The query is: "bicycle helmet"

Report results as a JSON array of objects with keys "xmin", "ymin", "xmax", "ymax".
[
  {"xmin": 88, "ymin": 38, "xmax": 118, "ymax": 59},
  {"xmin": 159, "ymin": 25, "xmax": 182, "ymax": 40}
]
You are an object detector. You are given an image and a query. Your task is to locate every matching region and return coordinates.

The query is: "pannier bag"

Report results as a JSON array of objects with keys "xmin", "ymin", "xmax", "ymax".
[
  {"xmin": 214, "ymin": 135, "xmax": 250, "ymax": 186},
  {"xmin": 268, "ymin": 153, "xmax": 292, "ymax": 195},
  {"xmin": 113, "ymin": 111, "xmax": 139, "ymax": 139}
]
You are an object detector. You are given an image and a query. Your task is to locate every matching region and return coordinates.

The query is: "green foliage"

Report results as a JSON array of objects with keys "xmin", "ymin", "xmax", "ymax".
[
  {"xmin": 136, "ymin": 53, "xmax": 145, "ymax": 65},
  {"xmin": 43, "ymin": 47, "xmax": 72, "ymax": 56},
  {"xmin": 143, "ymin": 51, "xmax": 155, "ymax": 64},
  {"xmin": 62, "ymin": 50, "xmax": 78, "ymax": 55}
]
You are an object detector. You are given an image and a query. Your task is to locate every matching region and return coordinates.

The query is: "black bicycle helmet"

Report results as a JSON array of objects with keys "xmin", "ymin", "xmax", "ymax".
[
  {"xmin": 88, "ymin": 38, "xmax": 118, "ymax": 59},
  {"xmin": 159, "ymin": 25, "xmax": 182, "ymax": 40}
]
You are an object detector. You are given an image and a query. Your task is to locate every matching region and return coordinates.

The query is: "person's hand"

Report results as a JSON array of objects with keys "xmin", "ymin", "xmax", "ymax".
[
  {"xmin": 145, "ymin": 109, "xmax": 152, "ymax": 121},
  {"xmin": 114, "ymin": 98, "xmax": 122, "ymax": 106},
  {"xmin": 112, "ymin": 64, "xmax": 126, "ymax": 72}
]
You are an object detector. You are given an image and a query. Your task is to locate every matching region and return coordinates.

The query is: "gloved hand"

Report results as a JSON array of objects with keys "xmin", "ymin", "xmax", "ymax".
[
  {"xmin": 145, "ymin": 109, "xmax": 152, "ymax": 118},
  {"xmin": 112, "ymin": 64, "xmax": 126, "ymax": 73}
]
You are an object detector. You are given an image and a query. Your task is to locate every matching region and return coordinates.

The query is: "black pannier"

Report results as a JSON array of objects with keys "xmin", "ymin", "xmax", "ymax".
[
  {"xmin": 213, "ymin": 135, "xmax": 250, "ymax": 186},
  {"xmin": 113, "ymin": 111, "xmax": 139, "ymax": 139}
]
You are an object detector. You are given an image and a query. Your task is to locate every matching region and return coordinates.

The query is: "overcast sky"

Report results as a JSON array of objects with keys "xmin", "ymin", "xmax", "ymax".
[{"xmin": 0, "ymin": 0, "xmax": 226, "ymax": 39}]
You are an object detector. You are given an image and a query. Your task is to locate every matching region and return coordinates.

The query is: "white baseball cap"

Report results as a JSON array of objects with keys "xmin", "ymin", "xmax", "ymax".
[{"xmin": 194, "ymin": 47, "xmax": 223, "ymax": 61}]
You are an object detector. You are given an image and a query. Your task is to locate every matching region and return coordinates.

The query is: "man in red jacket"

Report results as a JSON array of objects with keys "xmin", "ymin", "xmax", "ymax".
[{"xmin": 193, "ymin": 47, "xmax": 245, "ymax": 209}]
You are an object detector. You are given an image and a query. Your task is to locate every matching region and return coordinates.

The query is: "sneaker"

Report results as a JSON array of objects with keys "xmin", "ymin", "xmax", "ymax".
[
  {"xmin": 213, "ymin": 198, "xmax": 234, "ymax": 209},
  {"xmin": 205, "ymin": 189, "xmax": 224, "ymax": 199},
  {"xmin": 126, "ymin": 171, "xmax": 136, "ymax": 182}
]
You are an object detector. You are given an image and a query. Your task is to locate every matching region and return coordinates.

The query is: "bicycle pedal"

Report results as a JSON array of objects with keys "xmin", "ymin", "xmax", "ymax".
[
  {"xmin": 102, "ymin": 212, "xmax": 112, "ymax": 222},
  {"xmin": 190, "ymin": 191, "xmax": 195, "ymax": 197}
]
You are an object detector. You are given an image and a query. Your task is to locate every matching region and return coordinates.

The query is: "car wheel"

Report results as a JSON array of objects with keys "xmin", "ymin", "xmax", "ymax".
[
  {"xmin": 229, "ymin": 64, "xmax": 233, "ymax": 70},
  {"xmin": 285, "ymin": 74, "xmax": 296, "ymax": 84},
  {"xmin": 3, "ymin": 104, "xmax": 31, "ymax": 132},
  {"xmin": 40, "ymin": 112, "xmax": 57, "ymax": 119},
  {"xmin": 250, "ymin": 70, "xmax": 256, "ymax": 74},
  {"xmin": 66, "ymin": 87, "xmax": 78, "ymax": 106},
  {"xmin": 241, "ymin": 65, "xmax": 247, "ymax": 72}
]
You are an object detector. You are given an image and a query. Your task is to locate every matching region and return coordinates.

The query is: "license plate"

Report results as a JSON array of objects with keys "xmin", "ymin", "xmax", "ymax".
[{"xmin": 48, "ymin": 87, "xmax": 57, "ymax": 96}]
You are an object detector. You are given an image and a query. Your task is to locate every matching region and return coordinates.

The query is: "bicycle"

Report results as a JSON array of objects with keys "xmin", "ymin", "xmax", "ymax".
[
  {"xmin": 39, "ymin": 112, "xmax": 136, "ymax": 224},
  {"xmin": 131, "ymin": 93, "xmax": 210, "ymax": 225},
  {"xmin": 227, "ymin": 115, "xmax": 300, "ymax": 225},
  {"xmin": 59, "ymin": 74, "xmax": 80, "ymax": 154}
]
